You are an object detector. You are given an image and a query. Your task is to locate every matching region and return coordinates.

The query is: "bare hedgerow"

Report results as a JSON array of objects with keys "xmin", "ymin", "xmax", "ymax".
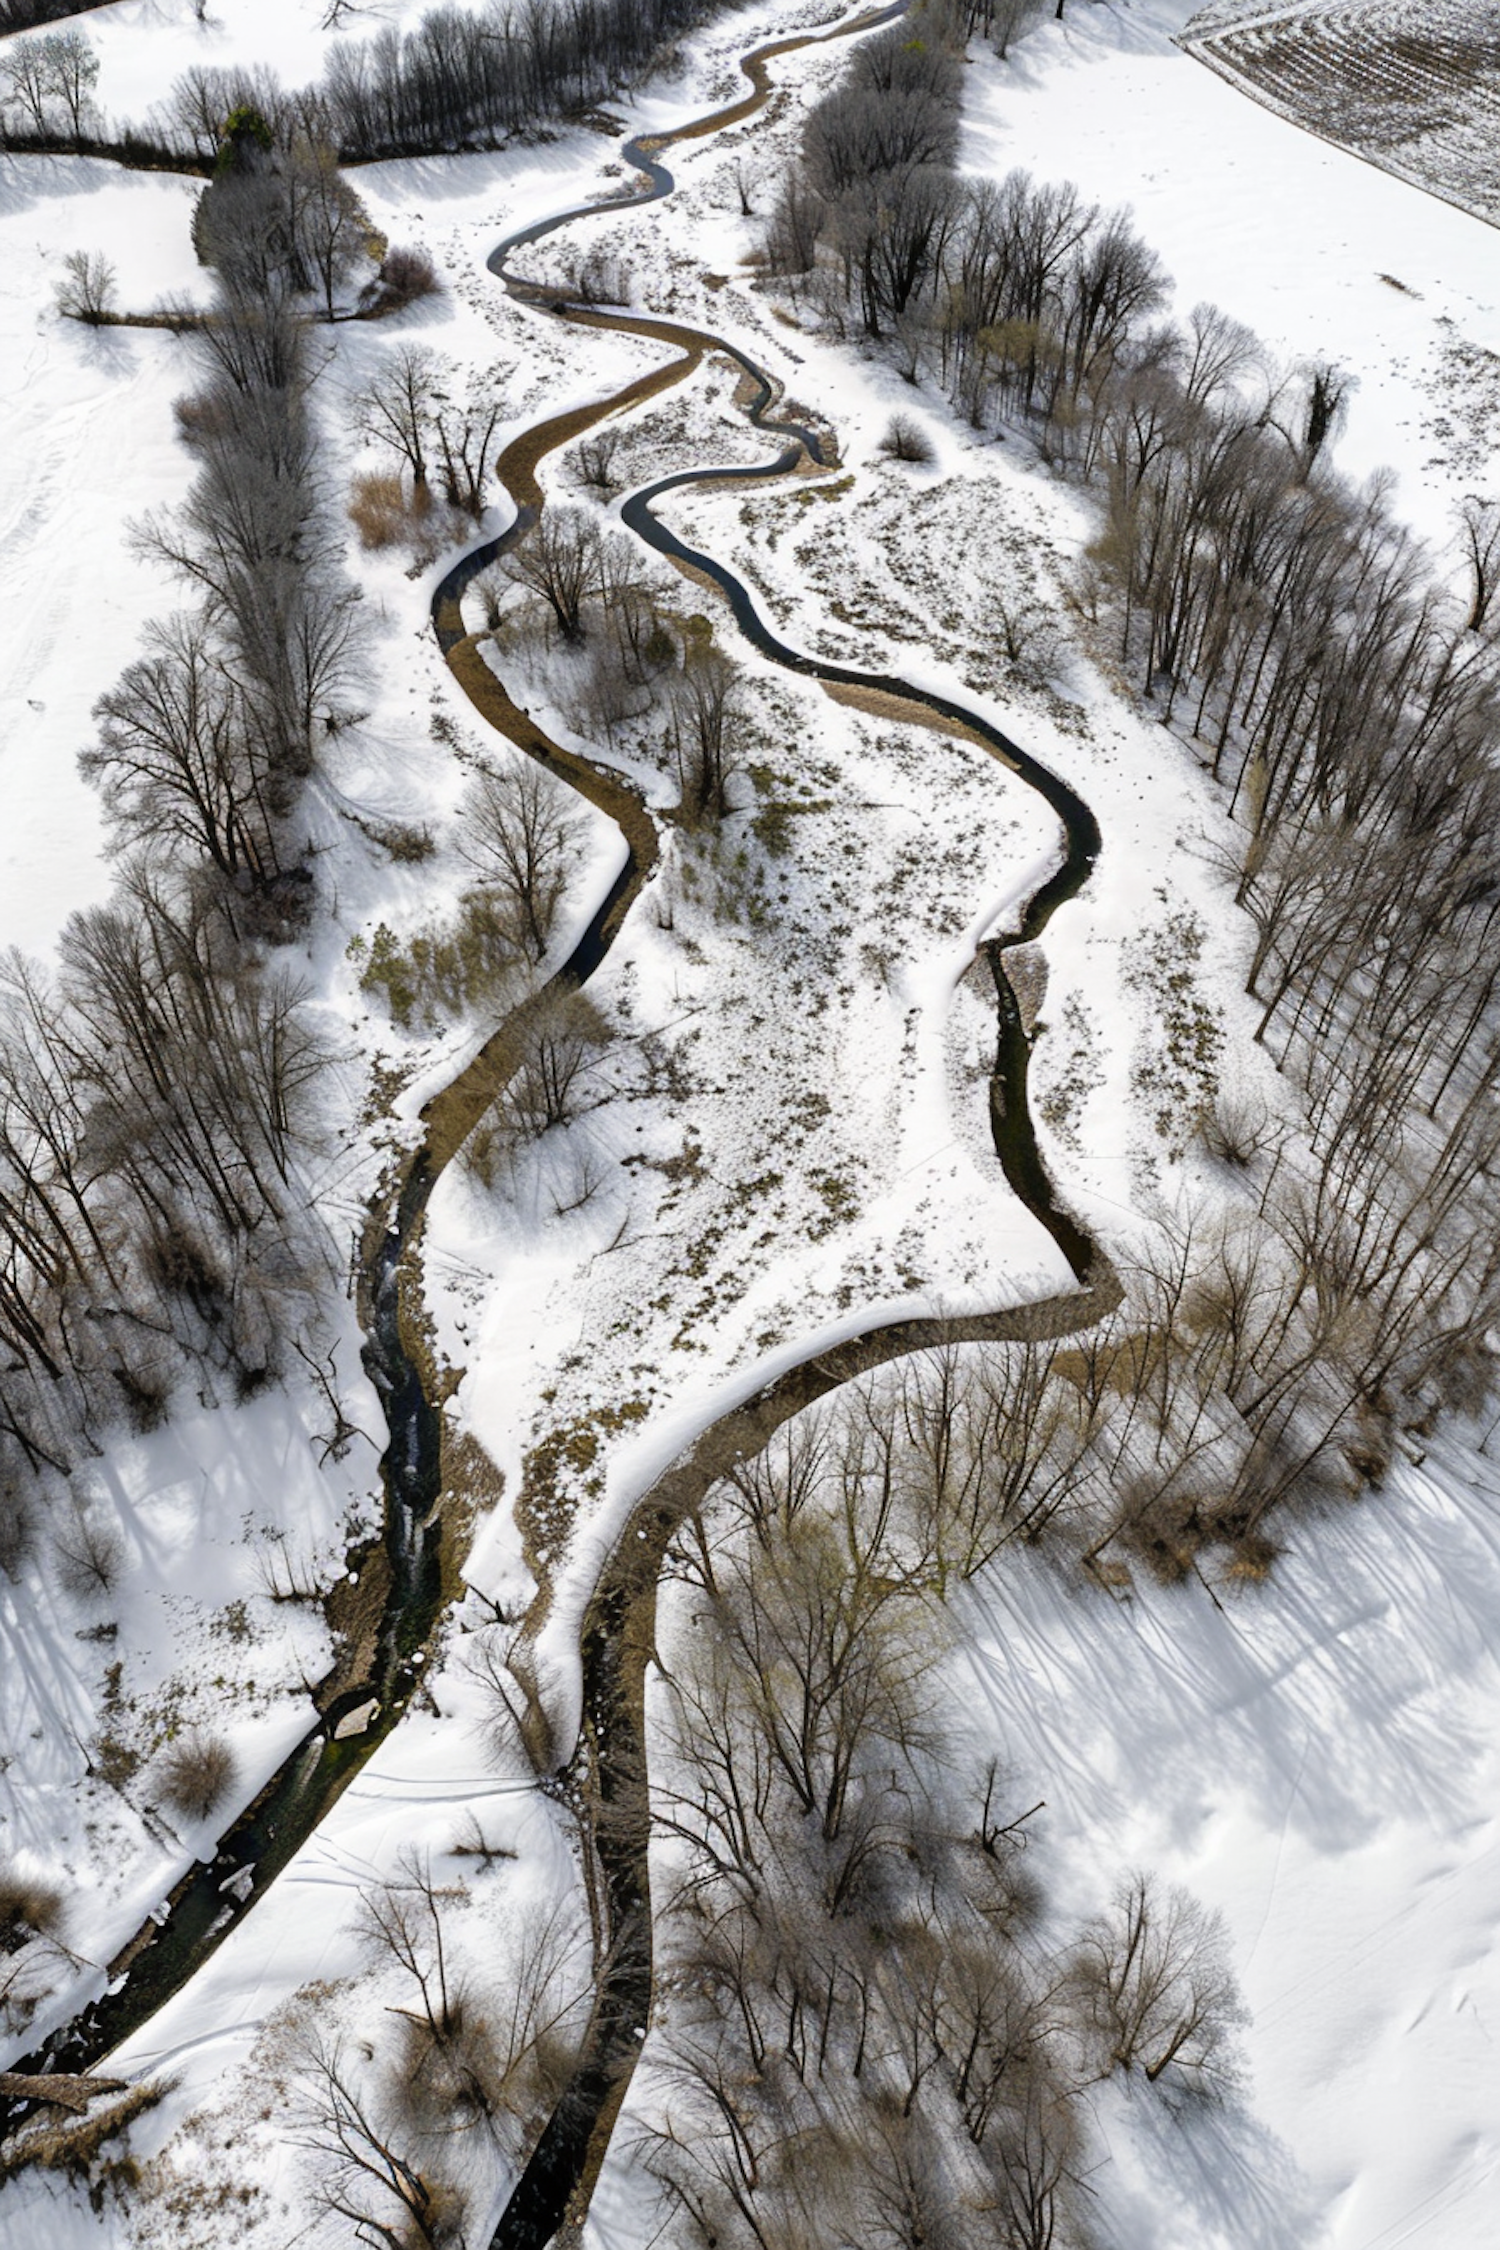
[{"xmin": 157, "ymin": 1729, "xmax": 237, "ymax": 1823}]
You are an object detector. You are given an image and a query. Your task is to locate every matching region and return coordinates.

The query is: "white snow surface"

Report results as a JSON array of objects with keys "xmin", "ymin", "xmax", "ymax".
[
  {"xmin": 3, "ymin": 0, "xmax": 1500, "ymax": 2245},
  {"xmin": 967, "ymin": 0, "xmax": 1500, "ymax": 555}
]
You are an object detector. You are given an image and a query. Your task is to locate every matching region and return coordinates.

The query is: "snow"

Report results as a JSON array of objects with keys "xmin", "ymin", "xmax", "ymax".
[
  {"xmin": 966, "ymin": 0, "xmax": 1500, "ymax": 554},
  {"xmin": 959, "ymin": 1430, "xmax": 1500, "ymax": 2246},
  {"xmin": 0, "ymin": 162, "xmax": 202, "ymax": 953},
  {"xmin": 5, "ymin": 0, "xmax": 1500, "ymax": 2243}
]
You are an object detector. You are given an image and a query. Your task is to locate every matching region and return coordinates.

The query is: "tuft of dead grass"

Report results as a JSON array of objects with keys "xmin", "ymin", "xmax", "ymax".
[{"xmin": 349, "ymin": 470, "xmax": 421, "ymax": 551}]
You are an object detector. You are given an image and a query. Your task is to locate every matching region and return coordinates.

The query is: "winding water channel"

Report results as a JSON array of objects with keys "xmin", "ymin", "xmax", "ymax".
[
  {"xmin": 8, "ymin": 7, "xmax": 1121, "ymax": 2231},
  {"xmin": 442, "ymin": 14, "xmax": 1120, "ymax": 2243}
]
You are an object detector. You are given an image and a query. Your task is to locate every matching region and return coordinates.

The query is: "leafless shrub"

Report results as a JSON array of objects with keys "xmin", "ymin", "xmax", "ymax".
[
  {"xmin": 878, "ymin": 410, "xmax": 935, "ymax": 464},
  {"xmin": 359, "ymin": 1851, "xmax": 588, "ymax": 2148},
  {"xmin": 52, "ymin": 1511, "xmax": 125, "ymax": 1603},
  {"xmin": 462, "ymin": 1619, "xmax": 548, "ymax": 1776},
  {"xmin": 1198, "ymin": 1085, "xmax": 1277, "ymax": 1169},
  {"xmin": 469, "ymin": 564, "xmax": 508, "ymax": 632},
  {"xmin": 157, "ymin": 1728, "xmax": 237, "ymax": 1823},
  {"xmin": 0, "ymin": 1862, "xmax": 63, "ymax": 1953},
  {"xmin": 1110, "ymin": 1475, "xmax": 1205, "ymax": 1586},
  {"xmin": 567, "ymin": 631, "xmax": 655, "ymax": 748},
  {"xmin": 110, "ymin": 1360, "xmax": 173, "ymax": 1434},
  {"xmin": 365, "ymin": 243, "xmax": 442, "ymax": 315}
]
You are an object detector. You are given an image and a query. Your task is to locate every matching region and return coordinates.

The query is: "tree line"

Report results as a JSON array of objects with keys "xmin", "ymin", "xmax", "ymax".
[
  {"xmin": 0, "ymin": 0, "xmax": 113, "ymax": 35},
  {"xmin": 764, "ymin": 3, "xmax": 1500, "ymax": 1511},
  {"xmin": 643, "ymin": 1361, "xmax": 1247, "ymax": 2249},
  {"xmin": 0, "ymin": 125, "xmax": 363, "ymax": 1588},
  {"xmin": 2, "ymin": 0, "xmax": 742, "ymax": 167}
]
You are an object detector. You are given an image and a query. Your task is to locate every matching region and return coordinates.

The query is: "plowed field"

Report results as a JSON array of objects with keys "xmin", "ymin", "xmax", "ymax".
[{"xmin": 1181, "ymin": 0, "xmax": 1500, "ymax": 226}]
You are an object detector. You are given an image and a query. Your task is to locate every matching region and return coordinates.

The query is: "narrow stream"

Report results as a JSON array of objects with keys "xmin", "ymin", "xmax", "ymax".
[
  {"xmin": 7, "ymin": 10, "xmax": 1119, "ymax": 2224},
  {"xmin": 457, "ymin": 14, "xmax": 1118, "ymax": 2246}
]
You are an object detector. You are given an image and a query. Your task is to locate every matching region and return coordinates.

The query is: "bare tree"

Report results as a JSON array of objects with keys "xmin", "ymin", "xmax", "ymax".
[
  {"xmin": 729, "ymin": 152, "xmax": 761, "ymax": 216},
  {"xmin": 1067, "ymin": 1870, "xmax": 1246, "ymax": 2098},
  {"xmin": 431, "ymin": 375, "xmax": 510, "ymax": 517},
  {"xmin": 355, "ymin": 342, "xmax": 442, "ymax": 492},
  {"xmin": 2, "ymin": 27, "xmax": 98, "ymax": 139},
  {"xmin": 670, "ymin": 644, "xmax": 742, "ymax": 823},
  {"xmin": 83, "ymin": 611, "xmax": 287, "ymax": 889},
  {"xmin": 499, "ymin": 505, "xmax": 605, "ymax": 642},
  {"xmin": 356, "ymin": 1848, "xmax": 467, "ymax": 2051},
  {"xmin": 291, "ymin": 2029, "xmax": 452, "ymax": 2250},
  {"xmin": 54, "ymin": 249, "xmax": 116, "ymax": 325},
  {"xmin": 990, "ymin": 0, "xmax": 1038, "ymax": 59},
  {"xmin": 1456, "ymin": 492, "xmax": 1500, "ymax": 634},
  {"xmin": 499, "ymin": 989, "xmax": 610, "ymax": 1136},
  {"xmin": 287, "ymin": 134, "xmax": 375, "ymax": 317},
  {"xmin": 459, "ymin": 759, "xmax": 582, "ymax": 963},
  {"xmin": 575, "ymin": 425, "xmax": 621, "ymax": 492}
]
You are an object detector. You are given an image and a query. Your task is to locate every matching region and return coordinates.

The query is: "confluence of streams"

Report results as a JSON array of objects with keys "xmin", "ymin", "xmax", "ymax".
[
  {"xmin": 438, "ymin": 7, "xmax": 1120, "ymax": 2242},
  {"xmin": 3, "ymin": 7, "xmax": 1121, "ymax": 2237}
]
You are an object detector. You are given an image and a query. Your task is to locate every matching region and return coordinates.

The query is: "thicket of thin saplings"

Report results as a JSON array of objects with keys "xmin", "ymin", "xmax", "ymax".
[
  {"xmin": 644, "ymin": 1366, "xmax": 1247, "ymax": 2248},
  {"xmin": 475, "ymin": 501, "xmax": 748, "ymax": 824},
  {"xmin": 764, "ymin": 6, "xmax": 1500, "ymax": 1518},
  {"xmin": 0, "ymin": 130, "xmax": 366, "ymax": 1732},
  {"xmin": 212, "ymin": 1845, "xmax": 594, "ymax": 2248}
]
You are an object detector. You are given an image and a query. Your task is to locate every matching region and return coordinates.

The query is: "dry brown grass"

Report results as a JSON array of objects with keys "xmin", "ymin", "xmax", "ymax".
[
  {"xmin": 349, "ymin": 470, "xmax": 424, "ymax": 551},
  {"xmin": 0, "ymin": 1864, "xmax": 63, "ymax": 1951},
  {"xmin": 157, "ymin": 1729, "xmax": 237, "ymax": 1823}
]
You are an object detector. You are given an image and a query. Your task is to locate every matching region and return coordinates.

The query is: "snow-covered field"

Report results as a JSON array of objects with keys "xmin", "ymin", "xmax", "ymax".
[
  {"xmin": 984, "ymin": 1, "xmax": 1500, "ymax": 556},
  {"xmin": 3, "ymin": 0, "xmax": 1500, "ymax": 2243},
  {"xmin": 1181, "ymin": 0, "xmax": 1500, "ymax": 229}
]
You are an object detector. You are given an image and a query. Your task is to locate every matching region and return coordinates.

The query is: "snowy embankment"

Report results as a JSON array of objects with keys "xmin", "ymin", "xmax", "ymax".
[
  {"xmin": 975, "ymin": 0, "xmax": 1500, "ymax": 553},
  {"xmin": 3, "ymin": 0, "xmax": 1500, "ymax": 2243},
  {"xmin": 942, "ymin": 6, "xmax": 1500, "ymax": 2242}
]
